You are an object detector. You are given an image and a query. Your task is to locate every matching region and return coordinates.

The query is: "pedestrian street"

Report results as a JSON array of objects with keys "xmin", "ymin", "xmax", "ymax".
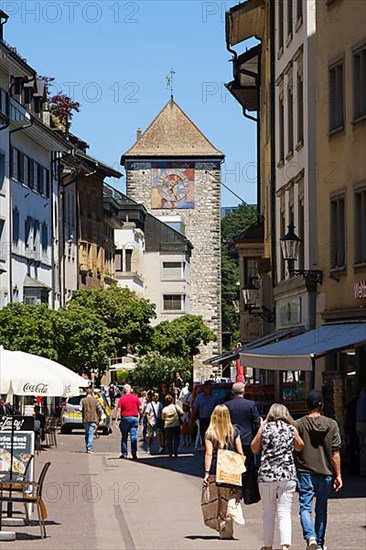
[{"xmin": 2, "ymin": 428, "xmax": 364, "ymax": 550}]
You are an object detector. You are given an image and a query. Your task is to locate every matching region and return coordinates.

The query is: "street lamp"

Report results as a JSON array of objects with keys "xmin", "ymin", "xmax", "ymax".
[
  {"xmin": 242, "ymin": 277, "xmax": 275, "ymax": 323},
  {"xmin": 280, "ymin": 223, "xmax": 323, "ymax": 284}
]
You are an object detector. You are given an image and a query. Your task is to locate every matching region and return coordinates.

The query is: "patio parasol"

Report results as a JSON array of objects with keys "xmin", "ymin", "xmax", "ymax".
[{"xmin": 0, "ymin": 345, "xmax": 89, "ymax": 523}]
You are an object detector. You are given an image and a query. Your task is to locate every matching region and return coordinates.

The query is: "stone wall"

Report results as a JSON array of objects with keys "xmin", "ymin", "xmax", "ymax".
[{"xmin": 126, "ymin": 160, "xmax": 222, "ymax": 379}]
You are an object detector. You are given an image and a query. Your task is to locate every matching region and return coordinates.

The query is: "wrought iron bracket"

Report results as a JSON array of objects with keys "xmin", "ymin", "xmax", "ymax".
[
  {"xmin": 291, "ymin": 269, "xmax": 323, "ymax": 285},
  {"xmin": 248, "ymin": 306, "xmax": 276, "ymax": 324}
]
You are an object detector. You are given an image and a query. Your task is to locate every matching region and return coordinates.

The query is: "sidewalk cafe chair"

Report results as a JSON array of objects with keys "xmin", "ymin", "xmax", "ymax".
[
  {"xmin": 44, "ymin": 417, "xmax": 58, "ymax": 448},
  {"xmin": 0, "ymin": 461, "xmax": 51, "ymax": 538}
]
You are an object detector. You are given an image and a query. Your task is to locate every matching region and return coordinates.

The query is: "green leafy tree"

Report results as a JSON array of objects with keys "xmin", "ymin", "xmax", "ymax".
[
  {"xmin": 0, "ymin": 303, "xmax": 58, "ymax": 359},
  {"xmin": 67, "ymin": 286, "xmax": 156, "ymax": 356},
  {"xmin": 221, "ymin": 204, "xmax": 257, "ymax": 244},
  {"xmin": 130, "ymin": 352, "xmax": 191, "ymax": 390},
  {"xmin": 221, "ymin": 204, "xmax": 257, "ymax": 346},
  {"xmin": 55, "ymin": 306, "xmax": 115, "ymax": 379},
  {"xmin": 152, "ymin": 314, "xmax": 216, "ymax": 360}
]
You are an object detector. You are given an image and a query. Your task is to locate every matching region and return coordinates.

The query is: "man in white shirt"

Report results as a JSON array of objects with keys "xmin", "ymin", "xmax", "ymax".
[{"xmin": 145, "ymin": 391, "xmax": 163, "ymax": 454}]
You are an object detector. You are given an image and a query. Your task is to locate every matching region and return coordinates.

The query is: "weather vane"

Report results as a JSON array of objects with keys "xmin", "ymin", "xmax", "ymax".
[{"xmin": 166, "ymin": 67, "xmax": 175, "ymax": 100}]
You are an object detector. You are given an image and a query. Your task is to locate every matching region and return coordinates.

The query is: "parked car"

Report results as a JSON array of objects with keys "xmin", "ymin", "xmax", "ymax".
[{"xmin": 60, "ymin": 390, "xmax": 112, "ymax": 435}]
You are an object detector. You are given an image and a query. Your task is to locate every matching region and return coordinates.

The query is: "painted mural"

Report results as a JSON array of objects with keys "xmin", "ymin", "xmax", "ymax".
[{"xmin": 151, "ymin": 162, "xmax": 195, "ymax": 209}]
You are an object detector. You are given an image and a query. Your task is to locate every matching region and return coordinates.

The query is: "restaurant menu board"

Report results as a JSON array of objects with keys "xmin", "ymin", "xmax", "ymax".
[
  {"xmin": 0, "ymin": 416, "xmax": 35, "ymax": 432},
  {"xmin": 0, "ymin": 431, "xmax": 34, "ymax": 477}
]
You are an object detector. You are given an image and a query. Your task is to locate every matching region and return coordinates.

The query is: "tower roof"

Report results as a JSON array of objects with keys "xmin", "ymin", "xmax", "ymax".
[{"xmin": 121, "ymin": 99, "xmax": 224, "ymax": 163}]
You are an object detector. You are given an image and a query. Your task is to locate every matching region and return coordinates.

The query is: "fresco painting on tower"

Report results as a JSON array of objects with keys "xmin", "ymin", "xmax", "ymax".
[{"xmin": 151, "ymin": 162, "xmax": 195, "ymax": 209}]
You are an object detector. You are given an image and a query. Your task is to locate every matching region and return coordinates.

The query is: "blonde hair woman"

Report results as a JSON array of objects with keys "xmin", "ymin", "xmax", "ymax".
[
  {"xmin": 251, "ymin": 403, "xmax": 304, "ymax": 550},
  {"xmin": 202, "ymin": 404, "xmax": 245, "ymax": 540}
]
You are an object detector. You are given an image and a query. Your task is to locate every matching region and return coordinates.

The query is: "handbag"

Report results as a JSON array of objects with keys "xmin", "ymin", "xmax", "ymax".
[
  {"xmin": 151, "ymin": 403, "xmax": 164, "ymax": 430},
  {"xmin": 242, "ymin": 468, "xmax": 261, "ymax": 504},
  {"xmin": 216, "ymin": 449, "xmax": 246, "ymax": 487},
  {"xmin": 175, "ymin": 406, "xmax": 183, "ymax": 426}
]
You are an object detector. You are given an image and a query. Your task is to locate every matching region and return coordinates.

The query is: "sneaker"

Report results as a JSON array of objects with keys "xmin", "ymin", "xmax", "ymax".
[
  {"xmin": 307, "ymin": 538, "xmax": 318, "ymax": 550},
  {"xmin": 119, "ymin": 454, "xmax": 127, "ymax": 459},
  {"xmin": 87, "ymin": 450, "xmax": 93, "ymax": 454}
]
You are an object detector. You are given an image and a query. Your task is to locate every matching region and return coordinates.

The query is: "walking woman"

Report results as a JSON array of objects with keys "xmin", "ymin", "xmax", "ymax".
[
  {"xmin": 162, "ymin": 394, "xmax": 183, "ymax": 457},
  {"xmin": 202, "ymin": 404, "xmax": 245, "ymax": 540},
  {"xmin": 251, "ymin": 403, "xmax": 304, "ymax": 550}
]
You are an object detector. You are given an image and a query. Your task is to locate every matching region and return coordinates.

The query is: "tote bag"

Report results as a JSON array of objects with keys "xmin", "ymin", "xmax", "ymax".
[{"xmin": 216, "ymin": 449, "xmax": 246, "ymax": 487}]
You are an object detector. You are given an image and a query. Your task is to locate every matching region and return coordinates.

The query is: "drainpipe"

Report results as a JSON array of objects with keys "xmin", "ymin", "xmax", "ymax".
[
  {"xmin": 8, "ymin": 114, "xmax": 33, "ymax": 303},
  {"xmin": 270, "ymin": 0, "xmax": 277, "ymax": 288}
]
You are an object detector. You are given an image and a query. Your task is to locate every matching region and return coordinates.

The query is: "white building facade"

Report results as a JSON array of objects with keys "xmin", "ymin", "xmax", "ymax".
[
  {"xmin": 0, "ymin": 20, "xmax": 70, "ymax": 309},
  {"xmin": 274, "ymin": 0, "xmax": 318, "ymax": 332}
]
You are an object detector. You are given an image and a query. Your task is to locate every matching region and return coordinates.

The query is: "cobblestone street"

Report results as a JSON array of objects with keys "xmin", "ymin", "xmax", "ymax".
[{"xmin": 1, "ymin": 429, "xmax": 365, "ymax": 550}]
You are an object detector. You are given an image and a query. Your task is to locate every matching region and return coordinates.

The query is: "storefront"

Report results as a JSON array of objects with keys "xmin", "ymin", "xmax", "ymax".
[{"xmin": 240, "ymin": 322, "xmax": 366, "ymax": 422}]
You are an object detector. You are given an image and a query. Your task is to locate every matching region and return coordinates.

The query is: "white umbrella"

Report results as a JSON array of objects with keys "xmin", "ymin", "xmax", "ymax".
[{"xmin": 0, "ymin": 346, "xmax": 89, "ymax": 398}]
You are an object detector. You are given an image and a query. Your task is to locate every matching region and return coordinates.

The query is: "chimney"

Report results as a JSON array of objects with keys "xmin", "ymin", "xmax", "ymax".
[
  {"xmin": 136, "ymin": 128, "xmax": 142, "ymax": 140},
  {"xmin": 0, "ymin": 11, "xmax": 9, "ymax": 41}
]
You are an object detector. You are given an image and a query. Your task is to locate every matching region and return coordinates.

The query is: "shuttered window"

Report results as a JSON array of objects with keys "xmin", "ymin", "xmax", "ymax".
[{"xmin": 162, "ymin": 261, "xmax": 183, "ymax": 280}]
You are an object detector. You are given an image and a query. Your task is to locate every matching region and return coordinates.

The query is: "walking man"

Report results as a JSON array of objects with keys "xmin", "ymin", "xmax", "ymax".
[
  {"xmin": 225, "ymin": 382, "xmax": 261, "ymax": 469},
  {"xmin": 173, "ymin": 372, "xmax": 184, "ymax": 401},
  {"xmin": 145, "ymin": 391, "xmax": 164, "ymax": 454},
  {"xmin": 296, "ymin": 390, "xmax": 342, "ymax": 550},
  {"xmin": 190, "ymin": 380, "xmax": 219, "ymax": 444},
  {"xmin": 81, "ymin": 388, "xmax": 102, "ymax": 454},
  {"xmin": 115, "ymin": 384, "xmax": 142, "ymax": 460}
]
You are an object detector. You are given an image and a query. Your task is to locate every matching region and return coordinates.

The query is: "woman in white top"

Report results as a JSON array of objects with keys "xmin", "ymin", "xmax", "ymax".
[
  {"xmin": 251, "ymin": 403, "xmax": 304, "ymax": 550},
  {"xmin": 162, "ymin": 394, "xmax": 183, "ymax": 457}
]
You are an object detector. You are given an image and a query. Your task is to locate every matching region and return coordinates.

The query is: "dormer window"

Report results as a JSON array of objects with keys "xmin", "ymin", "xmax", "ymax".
[
  {"xmin": 33, "ymin": 96, "xmax": 43, "ymax": 114},
  {"xmin": 23, "ymin": 85, "xmax": 33, "ymax": 105},
  {"xmin": 12, "ymin": 77, "xmax": 23, "ymax": 97}
]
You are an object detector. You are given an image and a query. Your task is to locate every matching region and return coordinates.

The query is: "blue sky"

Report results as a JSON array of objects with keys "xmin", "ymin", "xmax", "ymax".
[{"xmin": 4, "ymin": 0, "xmax": 257, "ymax": 206}]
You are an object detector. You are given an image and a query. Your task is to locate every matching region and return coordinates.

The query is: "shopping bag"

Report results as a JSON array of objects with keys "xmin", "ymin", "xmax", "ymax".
[
  {"xmin": 242, "ymin": 468, "xmax": 261, "ymax": 504},
  {"xmin": 216, "ymin": 449, "xmax": 246, "ymax": 487}
]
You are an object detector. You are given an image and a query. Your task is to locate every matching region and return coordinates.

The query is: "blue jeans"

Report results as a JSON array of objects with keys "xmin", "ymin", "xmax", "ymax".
[
  {"xmin": 119, "ymin": 416, "xmax": 139, "ymax": 457},
  {"xmin": 298, "ymin": 472, "xmax": 333, "ymax": 548},
  {"xmin": 84, "ymin": 422, "xmax": 96, "ymax": 452}
]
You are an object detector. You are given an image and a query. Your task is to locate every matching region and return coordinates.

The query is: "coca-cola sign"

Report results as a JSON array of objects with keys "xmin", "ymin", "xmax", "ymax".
[{"xmin": 22, "ymin": 383, "xmax": 49, "ymax": 394}]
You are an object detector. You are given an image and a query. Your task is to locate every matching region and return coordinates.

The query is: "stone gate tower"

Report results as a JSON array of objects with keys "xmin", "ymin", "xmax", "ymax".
[{"xmin": 121, "ymin": 99, "xmax": 224, "ymax": 378}]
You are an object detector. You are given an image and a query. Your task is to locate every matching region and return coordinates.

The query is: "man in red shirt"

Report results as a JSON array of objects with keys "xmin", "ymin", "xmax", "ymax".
[{"xmin": 115, "ymin": 384, "xmax": 142, "ymax": 460}]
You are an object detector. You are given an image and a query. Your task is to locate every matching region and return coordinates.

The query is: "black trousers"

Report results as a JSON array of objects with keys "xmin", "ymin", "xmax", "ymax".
[
  {"xmin": 165, "ymin": 426, "xmax": 180, "ymax": 455},
  {"xmin": 199, "ymin": 417, "xmax": 211, "ymax": 444}
]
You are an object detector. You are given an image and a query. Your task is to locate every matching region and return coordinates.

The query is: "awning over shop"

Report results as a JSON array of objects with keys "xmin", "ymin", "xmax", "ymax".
[
  {"xmin": 203, "ymin": 327, "xmax": 304, "ymax": 366},
  {"xmin": 203, "ymin": 350, "xmax": 239, "ymax": 366},
  {"xmin": 109, "ymin": 362, "xmax": 137, "ymax": 372},
  {"xmin": 242, "ymin": 327, "xmax": 304, "ymax": 350},
  {"xmin": 240, "ymin": 323, "xmax": 366, "ymax": 371}
]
